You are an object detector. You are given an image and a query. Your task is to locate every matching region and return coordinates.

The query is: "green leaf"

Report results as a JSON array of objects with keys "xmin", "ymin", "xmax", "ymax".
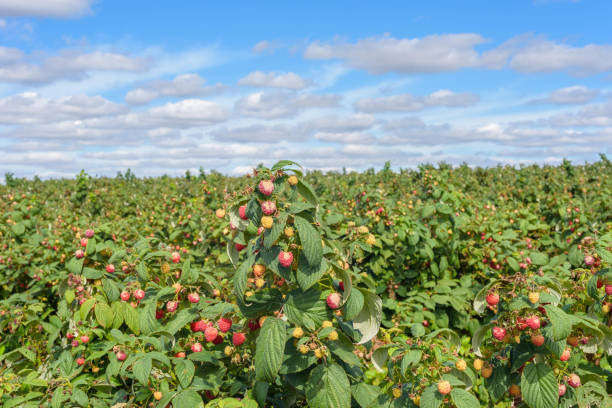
[
  {"xmin": 175, "ymin": 358, "xmax": 195, "ymax": 388},
  {"xmin": 94, "ymin": 302, "xmax": 113, "ymax": 328},
  {"xmin": 79, "ymin": 297, "xmax": 96, "ymax": 320},
  {"xmin": 350, "ymin": 383, "xmax": 380, "ymax": 408},
  {"xmin": 521, "ymin": 363, "xmax": 558, "ymax": 408},
  {"xmin": 85, "ymin": 237, "xmax": 97, "ymax": 255},
  {"xmin": 450, "ymin": 388, "xmax": 479, "ymax": 408},
  {"xmin": 255, "ymin": 316, "xmax": 286, "ymax": 383},
  {"xmin": 544, "ymin": 305, "xmax": 572, "ymax": 341},
  {"xmin": 82, "ymin": 267, "xmax": 103, "ymax": 279},
  {"xmin": 123, "ymin": 303, "xmax": 140, "ymax": 334},
  {"xmin": 296, "ymin": 255, "xmax": 327, "ymax": 291},
  {"xmin": 254, "ymin": 381, "xmax": 269, "ymax": 407},
  {"xmin": 485, "ymin": 365, "xmax": 511, "ymax": 402},
  {"xmin": 264, "ymin": 213, "xmax": 287, "ymax": 249},
  {"xmin": 305, "ymin": 363, "xmax": 350, "ymax": 408},
  {"xmin": 172, "ymin": 389, "xmax": 204, "ymax": 408},
  {"xmin": 71, "ymin": 388, "xmax": 88, "ymax": 406},
  {"xmin": 353, "ymin": 289, "xmax": 382, "ymax": 344},
  {"xmin": 297, "ymin": 179, "xmax": 318, "ymax": 206},
  {"xmin": 401, "ymin": 350, "xmax": 422, "ymax": 375},
  {"xmin": 420, "ymin": 384, "xmax": 443, "ymax": 408},
  {"xmin": 343, "ymin": 286, "xmax": 364, "ymax": 321},
  {"xmin": 133, "ymin": 356, "xmax": 152, "ymax": 386},
  {"xmin": 11, "ymin": 222, "xmax": 25, "ymax": 236},
  {"xmin": 294, "ymin": 215, "xmax": 323, "ymax": 267}
]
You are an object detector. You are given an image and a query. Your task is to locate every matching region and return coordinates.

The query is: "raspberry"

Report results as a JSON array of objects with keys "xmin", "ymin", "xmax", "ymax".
[
  {"xmin": 232, "ymin": 332, "xmax": 246, "ymax": 346},
  {"xmin": 473, "ymin": 359, "xmax": 483, "ymax": 370},
  {"xmin": 481, "ymin": 365, "xmax": 493, "ymax": 378},
  {"xmin": 156, "ymin": 310, "xmax": 164, "ymax": 319},
  {"xmin": 328, "ymin": 330, "xmax": 338, "ymax": 341},
  {"xmin": 261, "ymin": 201, "xmax": 277, "ymax": 215},
  {"xmin": 284, "ymin": 227, "xmax": 294, "ymax": 237},
  {"xmin": 76, "ymin": 357, "xmax": 85, "ymax": 366},
  {"xmin": 235, "ymin": 243, "xmax": 246, "ymax": 252},
  {"xmin": 191, "ymin": 320, "xmax": 207, "ymax": 332},
  {"xmin": 239, "ymin": 205, "xmax": 248, "ymax": 220},
  {"xmin": 558, "ymin": 384, "xmax": 566, "ymax": 396},
  {"xmin": 531, "ymin": 334, "xmax": 545, "ymax": 346},
  {"xmin": 213, "ymin": 335, "xmax": 223, "ymax": 345},
  {"xmin": 166, "ymin": 301, "xmax": 178, "ymax": 313},
  {"xmin": 153, "ymin": 391, "xmax": 163, "ymax": 401},
  {"xmin": 191, "ymin": 342, "xmax": 203, "ymax": 353},
  {"xmin": 218, "ymin": 318, "xmax": 232, "ymax": 333},
  {"xmin": 120, "ymin": 291, "xmax": 130, "ymax": 301},
  {"xmin": 80, "ymin": 238, "xmax": 88, "ymax": 247},
  {"xmin": 253, "ymin": 264, "xmax": 265, "ymax": 277},
  {"xmin": 248, "ymin": 320, "xmax": 260, "ymax": 331},
  {"xmin": 106, "ymin": 264, "xmax": 115, "ymax": 273},
  {"xmin": 437, "ymin": 380, "xmax": 451, "ymax": 395},
  {"xmin": 258, "ymin": 180, "xmax": 274, "ymax": 196},
  {"xmin": 133, "ymin": 289, "xmax": 145, "ymax": 300},
  {"xmin": 568, "ymin": 374, "xmax": 581, "ymax": 388},
  {"xmin": 526, "ymin": 315, "xmax": 541, "ymax": 330},
  {"xmin": 326, "ymin": 292, "xmax": 342, "ymax": 309},
  {"xmin": 288, "ymin": 176, "xmax": 298, "ymax": 186},
  {"xmin": 455, "ymin": 359, "xmax": 467, "ymax": 371},
  {"xmin": 292, "ymin": 327, "xmax": 304, "ymax": 338},
  {"xmin": 509, "ymin": 384, "xmax": 521, "ymax": 397},
  {"xmin": 75, "ymin": 249, "xmax": 84, "ymax": 259},
  {"xmin": 528, "ymin": 292, "xmax": 540, "ymax": 304},
  {"xmin": 560, "ymin": 348, "xmax": 571, "ymax": 361},
  {"xmin": 278, "ymin": 251, "xmax": 293, "ymax": 268},
  {"xmin": 584, "ymin": 255, "xmax": 594, "ymax": 266},
  {"xmin": 321, "ymin": 320, "xmax": 333, "ymax": 328},
  {"xmin": 261, "ymin": 216, "xmax": 274, "ymax": 229},
  {"xmin": 171, "ymin": 251, "xmax": 180, "ymax": 263},
  {"xmin": 116, "ymin": 351, "xmax": 127, "ymax": 361},
  {"xmin": 215, "ymin": 209, "xmax": 225, "ymax": 218},
  {"xmin": 205, "ymin": 326, "xmax": 218, "ymax": 342},
  {"xmin": 85, "ymin": 229, "xmax": 94, "ymax": 238},
  {"xmin": 187, "ymin": 293, "xmax": 200, "ymax": 303},
  {"xmin": 175, "ymin": 351, "xmax": 186, "ymax": 358},
  {"xmin": 492, "ymin": 326, "xmax": 506, "ymax": 340},
  {"xmin": 486, "ymin": 292, "xmax": 500, "ymax": 306},
  {"xmin": 606, "ymin": 285, "xmax": 612, "ymax": 295},
  {"xmin": 80, "ymin": 335, "xmax": 89, "ymax": 344}
]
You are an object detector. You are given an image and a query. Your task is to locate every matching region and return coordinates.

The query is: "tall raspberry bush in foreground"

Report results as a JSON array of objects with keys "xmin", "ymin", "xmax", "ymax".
[{"xmin": 221, "ymin": 161, "xmax": 383, "ymax": 407}]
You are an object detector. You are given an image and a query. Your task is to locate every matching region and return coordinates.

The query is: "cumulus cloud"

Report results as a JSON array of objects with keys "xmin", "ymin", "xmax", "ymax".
[
  {"xmin": 238, "ymin": 71, "xmax": 310, "ymax": 89},
  {"xmin": 304, "ymin": 34, "xmax": 486, "ymax": 74},
  {"xmin": 528, "ymin": 85, "xmax": 599, "ymax": 105},
  {"xmin": 252, "ymin": 40, "xmax": 281, "ymax": 54},
  {"xmin": 234, "ymin": 92, "xmax": 341, "ymax": 118},
  {"xmin": 0, "ymin": 45, "xmax": 22, "ymax": 63},
  {"xmin": 0, "ymin": 0, "xmax": 94, "ymax": 18},
  {"xmin": 355, "ymin": 90, "xmax": 479, "ymax": 112},
  {"xmin": 314, "ymin": 131, "xmax": 376, "ymax": 144},
  {"xmin": 211, "ymin": 124, "xmax": 307, "ymax": 143},
  {"xmin": 125, "ymin": 74, "xmax": 225, "ymax": 105},
  {"xmin": 307, "ymin": 114, "xmax": 375, "ymax": 131}
]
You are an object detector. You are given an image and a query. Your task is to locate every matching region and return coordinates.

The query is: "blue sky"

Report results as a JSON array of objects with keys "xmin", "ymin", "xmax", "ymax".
[{"xmin": 0, "ymin": 0, "xmax": 611, "ymax": 178}]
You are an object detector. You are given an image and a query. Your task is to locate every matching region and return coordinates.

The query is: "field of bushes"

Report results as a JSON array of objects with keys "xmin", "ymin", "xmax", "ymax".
[{"xmin": 0, "ymin": 158, "xmax": 611, "ymax": 408}]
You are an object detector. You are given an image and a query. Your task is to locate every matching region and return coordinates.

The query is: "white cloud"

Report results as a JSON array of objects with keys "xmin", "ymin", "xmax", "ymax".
[
  {"xmin": 252, "ymin": 40, "xmax": 280, "ymax": 54},
  {"xmin": 304, "ymin": 34, "xmax": 486, "ymax": 74},
  {"xmin": 0, "ymin": 0, "xmax": 94, "ymax": 18},
  {"xmin": 148, "ymin": 99, "xmax": 228, "ymax": 125},
  {"xmin": 125, "ymin": 74, "xmax": 225, "ymax": 104},
  {"xmin": 314, "ymin": 131, "xmax": 376, "ymax": 144},
  {"xmin": 234, "ymin": 92, "xmax": 341, "ymax": 118},
  {"xmin": 0, "ymin": 45, "xmax": 22, "ymax": 63},
  {"xmin": 528, "ymin": 85, "xmax": 599, "ymax": 105},
  {"xmin": 211, "ymin": 124, "xmax": 307, "ymax": 143},
  {"xmin": 307, "ymin": 114, "xmax": 375, "ymax": 131},
  {"xmin": 238, "ymin": 71, "xmax": 310, "ymax": 89},
  {"xmin": 355, "ymin": 90, "xmax": 478, "ymax": 112}
]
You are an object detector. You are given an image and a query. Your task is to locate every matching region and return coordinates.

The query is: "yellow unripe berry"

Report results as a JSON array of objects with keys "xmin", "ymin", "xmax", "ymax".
[
  {"xmin": 284, "ymin": 227, "xmax": 294, "ymax": 237},
  {"xmin": 366, "ymin": 234, "xmax": 376, "ymax": 246},
  {"xmin": 328, "ymin": 330, "xmax": 338, "ymax": 341},
  {"xmin": 215, "ymin": 208, "xmax": 225, "ymax": 218},
  {"xmin": 603, "ymin": 303, "xmax": 610, "ymax": 314},
  {"xmin": 245, "ymin": 291, "xmax": 253, "ymax": 297},
  {"xmin": 321, "ymin": 320, "xmax": 333, "ymax": 328},
  {"xmin": 298, "ymin": 345, "xmax": 309, "ymax": 354},
  {"xmin": 288, "ymin": 175, "xmax": 298, "ymax": 186},
  {"xmin": 392, "ymin": 388, "xmax": 402, "ymax": 398},
  {"xmin": 261, "ymin": 216, "xmax": 274, "ymax": 229},
  {"xmin": 153, "ymin": 391, "xmax": 163, "ymax": 401},
  {"xmin": 358, "ymin": 226, "xmax": 369, "ymax": 234},
  {"xmin": 293, "ymin": 327, "xmax": 304, "ymax": 338},
  {"xmin": 314, "ymin": 348, "xmax": 324, "ymax": 359},
  {"xmin": 482, "ymin": 365, "xmax": 493, "ymax": 378},
  {"xmin": 473, "ymin": 358, "xmax": 483, "ymax": 370},
  {"xmin": 253, "ymin": 264, "xmax": 266, "ymax": 277},
  {"xmin": 224, "ymin": 346, "xmax": 233, "ymax": 356},
  {"xmin": 455, "ymin": 359, "xmax": 467, "ymax": 371},
  {"xmin": 255, "ymin": 278, "xmax": 265, "ymax": 288},
  {"xmin": 413, "ymin": 396, "xmax": 420, "ymax": 406},
  {"xmin": 509, "ymin": 384, "xmax": 521, "ymax": 397},
  {"xmin": 528, "ymin": 292, "xmax": 540, "ymax": 304}
]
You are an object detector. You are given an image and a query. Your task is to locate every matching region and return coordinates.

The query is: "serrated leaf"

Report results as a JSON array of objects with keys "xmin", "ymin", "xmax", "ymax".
[
  {"xmin": 420, "ymin": 384, "xmax": 443, "ymax": 408},
  {"xmin": 174, "ymin": 358, "xmax": 195, "ymax": 388},
  {"xmin": 133, "ymin": 356, "xmax": 152, "ymax": 386},
  {"xmin": 450, "ymin": 388, "xmax": 479, "ymax": 408},
  {"xmin": 353, "ymin": 289, "xmax": 382, "ymax": 344},
  {"xmin": 521, "ymin": 363, "xmax": 558, "ymax": 408},
  {"xmin": 94, "ymin": 302, "xmax": 113, "ymax": 328},
  {"xmin": 294, "ymin": 215, "xmax": 323, "ymax": 267},
  {"xmin": 305, "ymin": 363, "xmax": 350, "ymax": 408},
  {"xmin": 343, "ymin": 285, "xmax": 364, "ymax": 321},
  {"xmin": 123, "ymin": 303, "xmax": 140, "ymax": 334},
  {"xmin": 544, "ymin": 305, "xmax": 572, "ymax": 341},
  {"xmin": 255, "ymin": 316, "xmax": 286, "ymax": 383},
  {"xmin": 172, "ymin": 389, "xmax": 203, "ymax": 408}
]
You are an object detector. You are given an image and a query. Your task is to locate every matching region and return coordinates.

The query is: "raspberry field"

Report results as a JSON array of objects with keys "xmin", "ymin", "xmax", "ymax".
[{"xmin": 1, "ymin": 159, "xmax": 611, "ymax": 408}]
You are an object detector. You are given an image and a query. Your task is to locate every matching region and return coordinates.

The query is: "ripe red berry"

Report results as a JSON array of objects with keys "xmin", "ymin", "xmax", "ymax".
[
  {"xmin": 560, "ymin": 348, "xmax": 571, "ymax": 361},
  {"xmin": 191, "ymin": 320, "xmax": 207, "ymax": 332},
  {"xmin": 218, "ymin": 318, "xmax": 232, "ymax": 333},
  {"xmin": 85, "ymin": 229, "xmax": 94, "ymax": 238},
  {"xmin": 248, "ymin": 320, "xmax": 260, "ymax": 331},
  {"xmin": 492, "ymin": 327, "xmax": 506, "ymax": 340},
  {"xmin": 526, "ymin": 315, "xmax": 541, "ymax": 330},
  {"xmin": 80, "ymin": 238, "xmax": 88, "ymax": 247},
  {"xmin": 213, "ymin": 335, "xmax": 223, "ymax": 345},
  {"xmin": 166, "ymin": 301, "xmax": 178, "ymax": 313},
  {"xmin": 235, "ymin": 243, "xmax": 246, "ymax": 252},
  {"xmin": 239, "ymin": 205, "xmax": 248, "ymax": 220},
  {"xmin": 558, "ymin": 383, "xmax": 566, "ymax": 396},
  {"xmin": 584, "ymin": 255, "xmax": 594, "ymax": 266},
  {"xmin": 205, "ymin": 326, "xmax": 218, "ymax": 342},
  {"xmin": 156, "ymin": 310, "xmax": 164, "ymax": 319},
  {"xmin": 171, "ymin": 251, "xmax": 181, "ymax": 263},
  {"xmin": 278, "ymin": 251, "xmax": 294, "ymax": 268},
  {"xmin": 120, "ymin": 291, "xmax": 130, "ymax": 301},
  {"xmin": 486, "ymin": 292, "xmax": 500, "ymax": 307},
  {"xmin": 116, "ymin": 351, "xmax": 127, "ymax": 361},
  {"xmin": 188, "ymin": 293, "xmax": 200, "ymax": 303},
  {"xmin": 76, "ymin": 357, "xmax": 85, "ymax": 366},
  {"xmin": 606, "ymin": 285, "xmax": 612, "ymax": 295},
  {"xmin": 258, "ymin": 180, "xmax": 274, "ymax": 196},
  {"xmin": 422, "ymin": 320, "xmax": 429, "ymax": 327},
  {"xmin": 261, "ymin": 201, "xmax": 277, "ymax": 215},
  {"xmin": 71, "ymin": 340, "xmax": 79, "ymax": 347},
  {"xmin": 232, "ymin": 332, "xmax": 246, "ymax": 346},
  {"xmin": 175, "ymin": 351, "xmax": 186, "ymax": 358},
  {"xmin": 75, "ymin": 249, "xmax": 84, "ymax": 259},
  {"xmin": 568, "ymin": 374, "xmax": 581, "ymax": 388},
  {"xmin": 326, "ymin": 292, "xmax": 342, "ymax": 309},
  {"xmin": 191, "ymin": 342, "xmax": 203, "ymax": 353},
  {"xmin": 80, "ymin": 335, "xmax": 89, "ymax": 344},
  {"xmin": 106, "ymin": 264, "xmax": 115, "ymax": 273},
  {"xmin": 133, "ymin": 289, "xmax": 145, "ymax": 300},
  {"xmin": 531, "ymin": 334, "xmax": 545, "ymax": 347}
]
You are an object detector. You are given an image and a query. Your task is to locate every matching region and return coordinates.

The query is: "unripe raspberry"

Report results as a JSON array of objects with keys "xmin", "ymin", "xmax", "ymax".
[
  {"xmin": 80, "ymin": 335, "xmax": 89, "ymax": 344},
  {"xmin": 526, "ymin": 315, "xmax": 541, "ymax": 330},
  {"xmin": 205, "ymin": 326, "xmax": 218, "ymax": 342},
  {"xmin": 531, "ymin": 334, "xmax": 545, "ymax": 347},
  {"xmin": 278, "ymin": 251, "xmax": 293, "ymax": 268},
  {"xmin": 328, "ymin": 330, "xmax": 338, "ymax": 341},
  {"xmin": 366, "ymin": 234, "xmax": 376, "ymax": 246},
  {"xmin": 191, "ymin": 342, "xmax": 203, "ymax": 353},
  {"xmin": 166, "ymin": 300, "xmax": 178, "ymax": 313},
  {"xmin": 314, "ymin": 348, "xmax": 324, "ymax": 359},
  {"xmin": 76, "ymin": 357, "xmax": 85, "ymax": 366},
  {"xmin": 106, "ymin": 264, "xmax": 115, "ymax": 273},
  {"xmin": 171, "ymin": 251, "xmax": 180, "ymax": 263},
  {"xmin": 80, "ymin": 238, "xmax": 88, "ymax": 247},
  {"xmin": 584, "ymin": 255, "xmax": 594, "ymax": 266},
  {"xmin": 258, "ymin": 180, "xmax": 274, "ymax": 196},
  {"xmin": 239, "ymin": 205, "xmax": 248, "ymax": 220},
  {"xmin": 218, "ymin": 318, "xmax": 232, "ymax": 333},
  {"xmin": 255, "ymin": 278, "xmax": 265, "ymax": 288},
  {"xmin": 473, "ymin": 358, "xmax": 483, "ymax": 370},
  {"xmin": 292, "ymin": 327, "xmax": 304, "ymax": 338},
  {"xmin": 568, "ymin": 374, "xmax": 581, "ymax": 388},
  {"xmin": 253, "ymin": 264, "xmax": 265, "ymax": 277},
  {"xmin": 116, "ymin": 350, "xmax": 127, "ymax": 361},
  {"xmin": 567, "ymin": 336, "xmax": 579, "ymax": 347},
  {"xmin": 482, "ymin": 365, "xmax": 493, "ymax": 378},
  {"xmin": 287, "ymin": 175, "xmax": 298, "ymax": 186},
  {"xmin": 558, "ymin": 383, "xmax": 566, "ymax": 396},
  {"xmin": 153, "ymin": 391, "xmax": 163, "ymax": 401},
  {"xmin": 215, "ymin": 209, "xmax": 225, "ymax": 218},
  {"xmin": 224, "ymin": 346, "xmax": 233, "ymax": 356},
  {"xmin": 326, "ymin": 292, "xmax": 342, "ymax": 309},
  {"xmin": 509, "ymin": 384, "xmax": 521, "ymax": 397},
  {"xmin": 437, "ymin": 380, "xmax": 451, "ymax": 395},
  {"xmin": 321, "ymin": 320, "xmax": 333, "ymax": 328},
  {"xmin": 85, "ymin": 229, "xmax": 95, "ymax": 238},
  {"xmin": 232, "ymin": 332, "xmax": 246, "ymax": 346},
  {"xmin": 212, "ymin": 289, "xmax": 221, "ymax": 297},
  {"xmin": 284, "ymin": 227, "xmax": 294, "ymax": 237},
  {"xmin": 528, "ymin": 292, "xmax": 540, "ymax": 304},
  {"xmin": 75, "ymin": 249, "xmax": 84, "ymax": 259},
  {"xmin": 187, "ymin": 293, "xmax": 200, "ymax": 303},
  {"xmin": 486, "ymin": 292, "xmax": 500, "ymax": 307},
  {"xmin": 392, "ymin": 388, "xmax": 402, "ymax": 399},
  {"xmin": 261, "ymin": 216, "xmax": 273, "ymax": 229},
  {"xmin": 298, "ymin": 344, "xmax": 309, "ymax": 354},
  {"xmin": 560, "ymin": 348, "xmax": 571, "ymax": 361},
  {"xmin": 492, "ymin": 326, "xmax": 506, "ymax": 340},
  {"xmin": 133, "ymin": 289, "xmax": 145, "ymax": 300},
  {"xmin": 175, "ymin": 351, "xmax": 186, "ymax": 358},
  {"xmin": 261, "ymin": 201, "xmax": 277, "ymax": 215},
  {"xmin": 455, "ymin": 359, "xmax": 467, "ymax": 371},
  {"xmin": 603, "ymin": 303, "xmax": 610, "ymax": 314}
]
